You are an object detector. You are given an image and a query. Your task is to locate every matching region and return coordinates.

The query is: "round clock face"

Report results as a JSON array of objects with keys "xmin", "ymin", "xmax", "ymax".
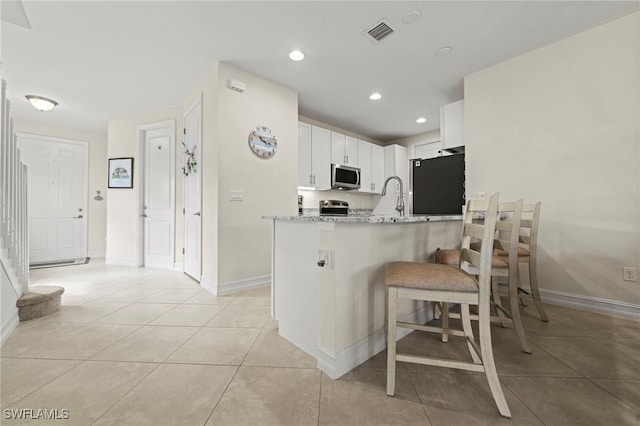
[{"xmin": 248, "ymin": 126, "xmax": 277, "ymax": 158}]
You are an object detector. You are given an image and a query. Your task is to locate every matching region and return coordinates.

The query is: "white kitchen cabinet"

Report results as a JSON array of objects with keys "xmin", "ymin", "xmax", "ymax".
[
  {"xmin": 298, "ymin": 122, "xmax": 331, "ymax": 190},
  {"xmin": 357, "ymin": 140, "xmax": 371, "ymax": 193},
  {"xmin": 331, "ymin": 132, "xmax": 358, "ymax": 166},
  {"xmin": 374, "ymin": 144, "xmax": 408, "ymax": 215},
  {"xmin": 371, "ymin": 144, "xmax": 384, "ymax": 192},
  {"xmin": 357, "ymin": 141, "xmax": 385, "ymax": 193},
  {"xmin": 440, "ymin": 99, "xmax": 464, "ymax": 150}
]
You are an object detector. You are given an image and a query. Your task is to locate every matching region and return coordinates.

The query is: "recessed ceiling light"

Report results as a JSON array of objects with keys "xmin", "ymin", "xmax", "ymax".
[
  {"xmin": 25, "ymin": 95, "xmax": 58, "ymax": 111},
  {"xmin": 289, "ymin": 50, "xmax": 305, "ymax": 61},
  {"xmin": 402, "ymin": 10, "xmax": 422, "ymax": 24},
  {"xmin": 416, "ymin": 117, "xmax": 427, "ymax": 124},
  {"xmin": 436, "ymin": 46, "xmax": 453, "ymax": 57},
  {"xmin": 369, "ymin": 92, "xmax": 382, "ymax": 101}
]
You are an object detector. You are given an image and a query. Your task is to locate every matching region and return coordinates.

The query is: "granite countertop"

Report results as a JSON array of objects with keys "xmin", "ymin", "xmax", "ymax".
[{"xmin": 263, "ymin": 212, "xmax": 462, "ymax": 224}]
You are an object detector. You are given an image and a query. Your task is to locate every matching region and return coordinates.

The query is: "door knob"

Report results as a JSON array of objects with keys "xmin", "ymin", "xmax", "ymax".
[
  {"xmin": 141, "ymin": 214, "xmax": 148, "ymax": 218},
  {"xmin": 193, "ymin": 212, "xmax": 201, "ymax": 216},
  {"xmin": 74, "ymin": 215, "xmax": 83, "ymax": 219}
]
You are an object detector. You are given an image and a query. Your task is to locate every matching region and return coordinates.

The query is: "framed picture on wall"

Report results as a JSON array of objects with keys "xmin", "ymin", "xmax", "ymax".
[{"xmin": 108, "ymin": 157, "xmax": 134, "ymax": 189}]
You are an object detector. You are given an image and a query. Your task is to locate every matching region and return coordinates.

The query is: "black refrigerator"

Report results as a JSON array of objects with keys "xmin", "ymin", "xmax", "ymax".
[{"xmin": 411, "ymin": 154, "xmax": 465, "ymax": 215}]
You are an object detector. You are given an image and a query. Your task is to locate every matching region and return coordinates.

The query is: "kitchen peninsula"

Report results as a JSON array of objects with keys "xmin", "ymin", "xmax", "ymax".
[{"xmin": 264, "ymin": 213, "xmax": 462, "ymax": 379}]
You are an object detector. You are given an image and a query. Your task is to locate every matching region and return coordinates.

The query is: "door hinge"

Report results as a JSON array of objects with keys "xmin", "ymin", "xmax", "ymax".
[
  {"xmin": 182, "ymin": 248, "xmax": 185, "ymax": 254},
  {"xmin": 183, "ymin": 128, "xmax": 186, "ymax": 135},
  {"xmin": 183, "ymin": 208, "xmax": 185, "ymax": 214}
]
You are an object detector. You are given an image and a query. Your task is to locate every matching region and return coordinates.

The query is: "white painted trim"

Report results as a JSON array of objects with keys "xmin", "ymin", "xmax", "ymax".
[
  {"xmin": 173, "ymin": 262, "xmax": 184, "ymax": 272},
  {"xmin": 317, "ymin": 304, "xmax": 434, "ymax": 379},
  {"xmin": 217, "ymin": 275, "xmax": 270, "ymax": 296},
  {"xmin": 104, "ymin": 257, "xmax": 139, "ymax": 267},
  {"xmin": 88, "ymin": 251, "xmax": 105, "ymax": 259},
  {"xmin": 200, "ymin": 276, "xmax": 217, "ymax": 296},
  {"xmin": 537, "ymin": 288, "xmax": 640, "ymax": 320},
  {"xmin": 1, "ymin": 309, "xmax": 19, "ymax": 347}
]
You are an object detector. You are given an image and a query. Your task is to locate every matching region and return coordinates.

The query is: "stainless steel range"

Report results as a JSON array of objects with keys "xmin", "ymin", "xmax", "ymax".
[{"xmin": 319, "ymin": 200, "xmax": 349, "ymax": 216}]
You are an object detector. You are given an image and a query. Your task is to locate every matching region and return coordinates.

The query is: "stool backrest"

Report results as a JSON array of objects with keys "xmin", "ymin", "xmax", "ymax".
[
  {"xmin": 495, "ymin": 199, "xmax": 524, "ymax": 270},
  {"xmin": 459, "ymin": 193, "xmax": 499, "ymax": 303},
  {"xmin": 519, "ymin": 201, "xmax": 542, "ymax": 259}
]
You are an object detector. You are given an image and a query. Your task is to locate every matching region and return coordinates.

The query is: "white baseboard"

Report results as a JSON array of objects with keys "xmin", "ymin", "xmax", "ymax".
[
  {"xmin": 104, "ymin": 257, "xmax": 139, "ymax": 267},
  {"xmin": 173, "ymin": 262, "xmax": 183, "ymax": 272},
  {"xmin": 200, "ymin": 276, "xmax": 217, "ymax": 296},
  {"xmin": 317, "ymin": 303, "xmax": 434, "ymax": 380},
  {"xmin": 88, "ymin": 251, "xmax": 105, "ymax": 259},
  {"xmin": 200, "ymin": 275, "xmax": 271, "ymax": 297},
  {"xmin": 1, "ymin": 309, "xmax": 19, "ymax": 347},
  {"xmin": 217, "ymin": 275, "xmax": 270, "ymax": 296},
  {"xmin": 538, "ymin": 288, "xmax": 640, "ymax": 320}
]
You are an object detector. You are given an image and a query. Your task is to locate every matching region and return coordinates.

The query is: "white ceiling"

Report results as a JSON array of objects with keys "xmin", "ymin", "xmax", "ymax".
[{"xmin": 2, "ymin": 1, "xmax": 638, "ymax": 142}]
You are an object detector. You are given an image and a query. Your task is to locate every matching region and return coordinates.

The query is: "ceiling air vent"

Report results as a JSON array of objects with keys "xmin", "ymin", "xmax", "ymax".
[{"xmin": 364, "ymin": 19, "xmax": 396, "ymax": 43}]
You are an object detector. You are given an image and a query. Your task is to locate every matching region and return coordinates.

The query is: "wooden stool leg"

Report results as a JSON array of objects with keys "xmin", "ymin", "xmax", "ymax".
[
  {"xmin": 461, "ymin": 304, "xmax": 481, "ymax": 364},
  {"xmin": 509, "ymin": 273, "xmax": 532, "ymax": 354},
  {"xmin": 478, "ymin": 303, "xmax": 512, "ymax": 418},
  {"xmin": 386, "ymin": 287, "xmax": 398, "ymax": 396},
  {"xmin": 441, "ymin": 302, "xmax": 449, "ymax": 343},
  {"xmin": 491, "ymin": 277, "xmax": 510, "ymax": 328},
  {"xmin": 528, "ymin": 261, "xmax": 549, "ymax": 322}
]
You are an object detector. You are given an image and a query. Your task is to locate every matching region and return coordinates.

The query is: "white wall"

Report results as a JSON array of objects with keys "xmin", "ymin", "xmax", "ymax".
[
  {"xmin": 14, "ymin": 121, "xmax": 108, "ymax": 257},
  {"xmin": 464, "ymin": 12, "xmax": 639, "ymax": 312},
  {"xmin": 1, "ymin": 263, "xmax": 19, "ymax": 346},
  {"xmin": 105, "ymin": 107, "xmax": 183, "ymax": 266},
  {"xmin": 216, "ymin": 63, "xmax": 298, "ymax": 285}
]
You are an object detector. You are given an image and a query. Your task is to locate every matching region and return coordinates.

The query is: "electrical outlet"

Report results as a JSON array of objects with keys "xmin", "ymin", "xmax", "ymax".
[{"xmin": 623, "ymin": 267, "xmax": 638, "ymax": 282}]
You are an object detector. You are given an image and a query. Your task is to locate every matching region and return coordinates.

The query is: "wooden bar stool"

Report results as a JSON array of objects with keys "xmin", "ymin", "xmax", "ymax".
[
  {"xmin": 435, "ymin": 199, "xmax": 532, "ymax": 354},
  {"xmin": 386, "ymin": 193, "xmax": 511, "ymax": 418},
  {"xmin": 502, "ymin": 201, "xmax": 548, "ymax": 322}
]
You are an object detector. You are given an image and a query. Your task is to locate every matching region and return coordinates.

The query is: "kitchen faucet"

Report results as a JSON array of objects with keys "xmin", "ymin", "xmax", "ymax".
[{"xmin": 381, "ymin": 176, "xmax": 405, "ymax": 216}]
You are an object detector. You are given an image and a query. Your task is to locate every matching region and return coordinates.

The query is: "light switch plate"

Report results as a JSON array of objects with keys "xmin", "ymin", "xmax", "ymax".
[{"xmin": 230, "ymin": 190, "xmax": 244, "ymax": 201}]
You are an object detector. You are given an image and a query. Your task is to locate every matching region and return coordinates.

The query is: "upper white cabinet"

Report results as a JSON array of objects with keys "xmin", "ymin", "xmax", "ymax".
[
  {"xmin": 357, "ymin": 141, "xmax": 385, "ymax": 194},
  {"xmin": 371, "ymin": 144, "xmax": 384, "ymax": 193},
  {"xmin": 331, "ymin": 132, "xmax": 358, "ymax": 166},
  {"xmin": 440, "ymin": 99, "xmax": 464, "ymax": 150},
  {"xmin": 298, "ymin": 123, "xmax": 331, "ymax": 190}
]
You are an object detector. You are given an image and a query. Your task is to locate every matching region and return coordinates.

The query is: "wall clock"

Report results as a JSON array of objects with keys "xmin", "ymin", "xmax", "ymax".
[{"xmin": 248, "ymin": 126, "xmax": 277, "ymax": 159}]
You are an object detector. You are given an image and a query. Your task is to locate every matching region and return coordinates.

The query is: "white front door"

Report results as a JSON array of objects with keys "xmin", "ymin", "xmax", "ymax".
[
  {"xmin": 183, "ymin": 96, "xmax": 202, "ymax": 281},
  {"xmin": 142, "ymin": 124, "xmax": 175, "ymax": 269},
  {"xmin": 19, "ymin": 135, "xmax": 88, "ymax": 263}
]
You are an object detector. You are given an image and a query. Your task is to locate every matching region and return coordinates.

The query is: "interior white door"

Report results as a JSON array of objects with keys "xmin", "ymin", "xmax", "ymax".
[
  {"xmin": 19, "ymin": 135, "xmax": 88, "ymax": 263},
  {"xmin": 143, "ymin": 126, "xmax": 175, "ymax": 269},
  {"xmin": 183, "ymin": 96, "xmax": 202, "ymax": 281}
]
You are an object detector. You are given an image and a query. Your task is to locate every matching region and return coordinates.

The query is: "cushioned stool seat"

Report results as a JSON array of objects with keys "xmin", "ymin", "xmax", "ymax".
[
  {"xmin": 387, "ymin": 262, "xmax": 479, "ymax": 293},
  {"xmin": 435, "ymin": 249, "xmax": 509, "ymax": 268}
]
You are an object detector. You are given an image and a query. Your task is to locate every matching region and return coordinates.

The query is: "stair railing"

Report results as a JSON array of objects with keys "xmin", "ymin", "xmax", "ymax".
[{"xmin": 1, "ymin": 79, "xmax": 29, "ymax": 295}]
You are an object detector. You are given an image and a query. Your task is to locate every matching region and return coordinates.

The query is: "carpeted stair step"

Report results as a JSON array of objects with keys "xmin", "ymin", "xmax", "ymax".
[{"xmin": 16, "ymin": 286, "xmax": 65, "ymax": 321}]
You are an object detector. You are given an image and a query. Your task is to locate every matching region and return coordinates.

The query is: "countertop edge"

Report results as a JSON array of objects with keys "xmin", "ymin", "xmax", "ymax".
[{"xmin": 262, "ymin": 214, "xmax": 463, "ymax": 223}]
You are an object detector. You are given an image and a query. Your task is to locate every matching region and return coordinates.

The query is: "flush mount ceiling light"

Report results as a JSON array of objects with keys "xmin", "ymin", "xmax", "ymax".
[
  {"xmin": 26, "ymin": 95, "xmax": 58, "ymax": 111},
  {"xmin": 369, "ymin": 92, "xmax": 382, "ymax": 101},
  {"xmin": 436, "ymin": 46, "xmax": 453, "ymax": 57},
  {"xmin": 288, "ymin": 50, "xmax": 305, "ymax": 61},
  {"xmin": 416, "ymin": 117, "xmax": 427, "ymax": 124}
]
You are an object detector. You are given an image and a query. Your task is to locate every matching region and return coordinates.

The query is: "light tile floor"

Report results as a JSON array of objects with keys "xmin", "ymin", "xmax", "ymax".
[{"xmin": 1, "ymin": 260, "xmax": 639, "ymax": 425}]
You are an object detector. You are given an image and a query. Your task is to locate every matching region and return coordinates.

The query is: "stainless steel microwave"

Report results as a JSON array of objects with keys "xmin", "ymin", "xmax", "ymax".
[{"xmin": 331, "ymin": 163, "xmax": 361, "ymax": 190}]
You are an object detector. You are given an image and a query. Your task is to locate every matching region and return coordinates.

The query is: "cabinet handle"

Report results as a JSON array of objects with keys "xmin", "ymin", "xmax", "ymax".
[
  {"xmin": 312, "ymin": 175, "xmax": 316, "ymax": 184},
  {"xmin": 309, "ymin": 174, "xmax": 312, "ymax": 184}
]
